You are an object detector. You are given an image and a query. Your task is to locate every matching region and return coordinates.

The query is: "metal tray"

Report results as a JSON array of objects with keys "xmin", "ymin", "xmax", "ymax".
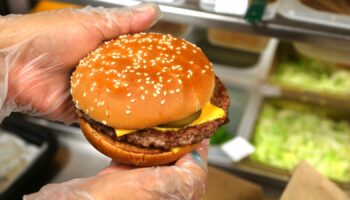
[
  {"xmin": 187, "ymin": 28, "xmax": 278, "ymax": 81},
  {"xmin": 208, "ymin": 78, "xmax": 350, "ymax": 194},
  {"xmin": 234, "ymin": 96, "xmax": 350, "ymax": 194},
  {"xmin": 266, "ymin": 43, "xmax": 350, "ymax": 111},
  {"xmin": 148, "ymin": 21, "xmax": 191, "ymax": 37},
  {"xmin": 0, "ymin": 115, "xmax": 58, "ymax": 200},
  {"xmin": 279, "ymin": 0, "xmax": 350, "ymax": 30}
]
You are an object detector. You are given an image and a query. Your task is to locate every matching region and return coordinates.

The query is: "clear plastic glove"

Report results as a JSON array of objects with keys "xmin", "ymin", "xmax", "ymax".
[
  {"xmin": 24, "ymin": 139, "xmax": 208, "ymax": 200},
  {"xmin": 0, "ymin": 3, "xmax": 161, "ymax": 123}
]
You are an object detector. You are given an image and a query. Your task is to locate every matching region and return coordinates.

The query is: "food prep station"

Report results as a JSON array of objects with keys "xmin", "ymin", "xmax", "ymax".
[{"xmin": 1, "ymin": 0, "xmax": 350, "ymax": 199}]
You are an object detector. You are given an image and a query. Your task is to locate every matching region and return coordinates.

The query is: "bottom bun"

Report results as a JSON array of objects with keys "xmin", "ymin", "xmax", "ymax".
[{"xmin": 79, "ymin": 118, "xmax": 199, "ymax": 167}]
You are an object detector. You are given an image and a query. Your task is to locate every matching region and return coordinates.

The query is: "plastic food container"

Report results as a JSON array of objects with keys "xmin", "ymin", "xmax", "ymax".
[
  {"xmin": 299, "ymin": 0, "xmax": 350, "ymax": 16},
  {"xmin": 188, "ymin": 28, "xmax": 277, "ymax": 82},
  {"xmin": 207, "ymin": 29, "xmax": 270, "ymax": 53},
  {"xmin": 0, "ymin": 115, "xmax": 57, "ymax": 200},
  {"xmin": 233, "ymin": 97, "xmax": 350, "ymax": 193},
  {"xmin": 31, "ymin": 0, "xmax": 79, "ymax": 12},
  {"xmin": 205, "ymin": 36, "xmax": 279, "ymax": 81},
  {"xmin": 199, "ymin": 0, "xmax": 280, "ymax": 21},
  {"xmin": 148, "ymin": 21, "xmax": 189, "ymax": 37},
  {"xmin": 267, "ymin": 43, "xmax": 350, "ymax": 111},
  {"xmin": 279, "ymin": 0, "xmax": 350, "ymax": 30},
  {"xmin": 198, "ymin": 37, "xmax": 260, "ymax": 68},
  {"xmin": 293, "ymin": 42, "xmax": 350, "ymax": 66}
]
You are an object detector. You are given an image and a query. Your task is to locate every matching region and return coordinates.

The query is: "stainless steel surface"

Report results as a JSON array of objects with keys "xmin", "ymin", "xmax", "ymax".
[{"xmin": 56, "ymin": 0, "xmax": 350, "ymax": 48}]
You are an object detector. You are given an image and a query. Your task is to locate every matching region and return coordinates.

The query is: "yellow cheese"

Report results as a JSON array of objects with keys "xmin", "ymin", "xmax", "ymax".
[
  {"xmin": 171, "ymin": 147, "xmax": 180, "ymax": 153},
  {"xmin": 188, "ymin": 102, "xmax": 226, "ymax": 126},
  {"xmin": 115, "ymin": 102, "xmax": 225, "ymax": 137},
  {"xmin": 32, "ymin": 0, "xmax": 80, "ymax": 13},
  {"xmin": 115, "ymin": 129, "xmax": 137, "ymax": 137}
]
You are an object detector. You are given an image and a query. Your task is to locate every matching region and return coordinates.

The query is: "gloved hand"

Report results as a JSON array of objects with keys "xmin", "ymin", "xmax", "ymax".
[
  {"xmin": 24, "ymin": 139, "xmax": 209, "ymax": 200},
  {"xmin": 0, "ymin": 3, "xmax": 161, "ymax": 123}
]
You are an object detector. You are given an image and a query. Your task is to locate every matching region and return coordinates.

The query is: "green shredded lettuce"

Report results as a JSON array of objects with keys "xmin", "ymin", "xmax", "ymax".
[
  {"xmin": 251, "ymin": 103, "xmax": 350, "ymax": 182},
  {"xmin": 271, "ymin": 48, "xmax": 350, "ymax": 96}
]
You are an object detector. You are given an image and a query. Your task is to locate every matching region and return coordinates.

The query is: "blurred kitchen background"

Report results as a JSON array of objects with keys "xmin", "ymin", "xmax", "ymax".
[{"xmin": 1, "ymin": 0, "xmax": 350, "ymax": 199}]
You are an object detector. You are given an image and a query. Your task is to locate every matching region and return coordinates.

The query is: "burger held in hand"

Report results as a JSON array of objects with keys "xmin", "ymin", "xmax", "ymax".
[{"xmin": 71, "ymin": 33, "xmax": 230, "ymax": 166}]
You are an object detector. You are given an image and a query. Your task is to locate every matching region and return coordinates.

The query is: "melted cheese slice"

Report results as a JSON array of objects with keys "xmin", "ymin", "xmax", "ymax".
[
  {"xmin": 171, "ymin": 147, "xmax": 180, "ymax": 153},
  {"xmin": 115, "ymin": 102, "xmax": 225, "ymax": 137}
]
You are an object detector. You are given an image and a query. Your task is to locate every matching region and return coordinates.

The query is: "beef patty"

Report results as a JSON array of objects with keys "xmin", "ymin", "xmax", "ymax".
[{"xmin": 77, "ymin": 77, "xmax": 230, "ymax": 150}]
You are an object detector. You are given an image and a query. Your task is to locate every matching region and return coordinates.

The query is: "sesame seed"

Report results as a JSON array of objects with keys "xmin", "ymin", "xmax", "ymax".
[
  {"xmin": 102, "ymin": 120, "xmax": 107, "ymax": 125},
  {"xmin": 127, "ymin": 93, "xmax": 131, "ymax": 97},
  {"xmin": 161, "ymin": 100, "xmax": 166, "ymax": 105},
  {"xmin": 83, "ymin": 92, "xmax": 87, "ymax": 97},
  {"xmin": 125, "ymin": 110, "xmax": 131, "ymax": 114},
  {"xmin": 141, "ymin": 95, "xmax": 145, "ymax": 100}
]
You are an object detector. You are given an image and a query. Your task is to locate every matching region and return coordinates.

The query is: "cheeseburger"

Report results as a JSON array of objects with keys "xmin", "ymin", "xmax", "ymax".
[{"xmin": 71, "ymin": 33, "xmax": 229, "ymax": 166}]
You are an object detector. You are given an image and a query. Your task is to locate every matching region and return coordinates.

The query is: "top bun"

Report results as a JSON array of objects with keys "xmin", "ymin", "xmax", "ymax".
[{"xmin": 71, "ymin": 33, "xmax": 214, "ymax": 129}]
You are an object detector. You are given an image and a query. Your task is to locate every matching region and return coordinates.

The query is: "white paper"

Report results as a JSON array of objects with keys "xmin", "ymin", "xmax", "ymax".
[
  {"xmin": 214, "ymin": 0, "xmax": 249, "ymax": 16},
  {"xmin": 221, "ymin": 136, "xmax": 255, "ymax": 162}
]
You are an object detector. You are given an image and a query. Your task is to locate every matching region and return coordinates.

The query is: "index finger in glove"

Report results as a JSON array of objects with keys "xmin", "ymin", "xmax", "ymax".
[
  {"xmin": 77, "ymin": 3, "xmax": 162, "ymax": 40},
  {"xmin": 1, "ymin": 3, "xmax": 161, "ymax": 67}
]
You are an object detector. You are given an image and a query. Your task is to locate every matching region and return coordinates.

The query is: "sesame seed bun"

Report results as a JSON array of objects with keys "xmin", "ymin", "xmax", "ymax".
[
  {"xmin": 79, "ymin": 116, "xmax": 199, "ymax": 166},
  {"xmin": 71, "ymin": 33, "xmax": 214, "ymax": 129}
]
